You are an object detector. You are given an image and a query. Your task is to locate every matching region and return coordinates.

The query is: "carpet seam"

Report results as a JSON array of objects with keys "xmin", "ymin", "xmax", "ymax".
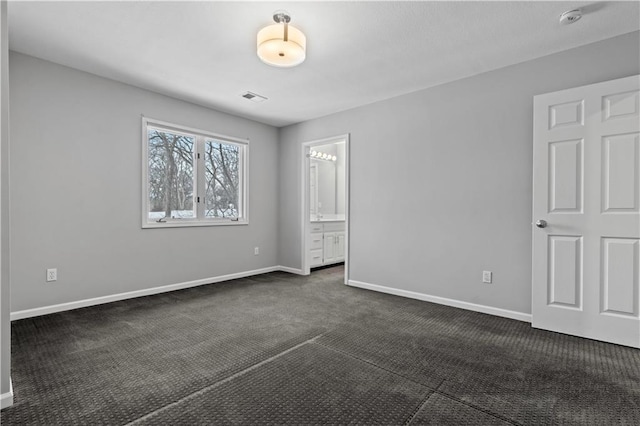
[
  {"xmin": 124, "ymin": 333, "xmax": 326, "ymax": 425},
  {"xmin": 316, "ymin": 340, "xmax": 522, "ymax": 426},
  {"xmin": 433, "ymin": 385, "xmax": 523, "ymax": 426},
  {"xmin": 404, "ymin": 389, "xmax": 437, "ymax": 426},
  {"xmin": 314, "ymin": 340, "xmax": 440, "ymax": 391}
]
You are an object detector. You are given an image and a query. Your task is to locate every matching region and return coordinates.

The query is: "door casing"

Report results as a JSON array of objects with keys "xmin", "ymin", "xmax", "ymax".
[{"xmin": 300, "ymin": 135, "xmax": 350, "ymax": 281}]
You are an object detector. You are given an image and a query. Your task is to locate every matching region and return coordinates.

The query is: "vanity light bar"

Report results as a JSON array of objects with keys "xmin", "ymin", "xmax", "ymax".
[{"xmin": 310, "ymin": 150, "xmax": 337, "ymax": 162}]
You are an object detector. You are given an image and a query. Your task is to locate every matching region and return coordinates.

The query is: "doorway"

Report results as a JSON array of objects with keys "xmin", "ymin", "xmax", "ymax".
[
  {"xmin": 532, "ymin": 75, "xmax": 639, "ymax": 348},
  {"xmin": 301, "ymin": 135, "xmax": 350, "ymax": 282}
]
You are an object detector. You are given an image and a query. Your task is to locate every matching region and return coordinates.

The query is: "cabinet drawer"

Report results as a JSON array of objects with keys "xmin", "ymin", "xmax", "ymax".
[
  {"xmin": 310, "ymin": 223, "xmax": 324, "ymax": 233},
  {"xmin": 323, "ymin": 222, "xmax": 345, "ymax": 232},
  {"xmin": 308, "ymin": 249, "xmax": 323, "ymax": 267},
  {"xmin": 310, "ymin": 233, "xmax": 323, "ymax": 250}
]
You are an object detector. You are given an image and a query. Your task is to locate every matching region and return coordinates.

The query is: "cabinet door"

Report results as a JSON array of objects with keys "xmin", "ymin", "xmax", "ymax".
[
  {"xmin": 323, "ymin": 232, "xmax": 336, "ymax": 264},
  {"xmin": 335, "ymin": 232, "xmax": 345, "ymax": 261}
]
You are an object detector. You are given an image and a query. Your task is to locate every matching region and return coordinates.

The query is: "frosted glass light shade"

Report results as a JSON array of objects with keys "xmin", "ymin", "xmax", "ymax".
[{"xmin": 257, "ymin": 23, "xmax": 306, "ymax": 67}]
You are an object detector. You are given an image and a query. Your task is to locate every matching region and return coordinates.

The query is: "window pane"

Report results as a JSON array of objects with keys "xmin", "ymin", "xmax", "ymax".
[
  {"xmin": 147, "ymin": 129, "xmax": 195, "ymax": 219},
  {"xmin": 204, "ymin": 140, "xmax": 240, "ymax": 218}
]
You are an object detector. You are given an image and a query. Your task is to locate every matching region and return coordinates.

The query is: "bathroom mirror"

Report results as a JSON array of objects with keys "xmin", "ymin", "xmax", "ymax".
[{"xmin": 310, "ymin": 142, "xmax": 345, "ymax": 222}]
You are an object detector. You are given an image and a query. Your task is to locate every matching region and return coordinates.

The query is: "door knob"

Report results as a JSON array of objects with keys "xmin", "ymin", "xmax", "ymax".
[{"xmin": 535, "ymin": 219, "xmax": 547, "ymax": 228}]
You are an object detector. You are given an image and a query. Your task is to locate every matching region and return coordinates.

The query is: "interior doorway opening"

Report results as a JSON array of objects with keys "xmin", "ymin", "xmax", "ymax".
[{"xmin": 301, "ymin": 135, "xmax": 349, "ymax": 282}]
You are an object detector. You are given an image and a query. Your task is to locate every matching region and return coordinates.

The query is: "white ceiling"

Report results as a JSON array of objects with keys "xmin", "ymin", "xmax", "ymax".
[{"xmin": 7, "ymin": 1, "xmax": 640, "ymax": 127}]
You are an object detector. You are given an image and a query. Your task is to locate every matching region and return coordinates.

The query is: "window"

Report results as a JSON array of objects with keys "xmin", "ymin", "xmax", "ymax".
[{"xmin": 142, "ymin": 118, "xmax": 248, "ymax": 228}]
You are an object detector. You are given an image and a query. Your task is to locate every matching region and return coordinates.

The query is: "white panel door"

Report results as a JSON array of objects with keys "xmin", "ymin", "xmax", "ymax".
[{"xmin": 533, "ymin": 75, "xmax": 640, "ymax": 348}]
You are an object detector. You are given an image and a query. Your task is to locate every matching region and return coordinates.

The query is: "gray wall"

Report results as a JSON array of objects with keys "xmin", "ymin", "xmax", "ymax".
[
  {"xmin": 9, "ymin": 52, "xmax": 279, "ymax": 312},
  {"xmin": 1, "ymin": 0, "xmax": 10, "ymax": 399},
  {"xmin": 278, "ymin": 31, "xmax": 640, "ymax": 315}
]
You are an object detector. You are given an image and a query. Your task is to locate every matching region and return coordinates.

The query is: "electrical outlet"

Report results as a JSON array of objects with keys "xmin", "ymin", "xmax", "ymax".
[
  {"xmin": 254, "ymin": 247, "xmax": 259, "ymax": 256},
  {"xmin": 46, "ymin": 268, "xmax": 57, "ymax": 282},
  {"xmin": 482, "ymin": 270, "xmax": 492, "ymax": 283}
]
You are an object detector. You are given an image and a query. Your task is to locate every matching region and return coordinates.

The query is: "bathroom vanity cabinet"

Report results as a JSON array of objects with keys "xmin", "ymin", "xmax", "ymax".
[{"xmin": 308, "ymin": 221, "xmax": 345, "ymax": 267}]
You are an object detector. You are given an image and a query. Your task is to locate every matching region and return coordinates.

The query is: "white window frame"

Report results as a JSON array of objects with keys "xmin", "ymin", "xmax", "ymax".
[{"xmin": 141, "ymin": 117, "xmax": 249, "ymax": 228}]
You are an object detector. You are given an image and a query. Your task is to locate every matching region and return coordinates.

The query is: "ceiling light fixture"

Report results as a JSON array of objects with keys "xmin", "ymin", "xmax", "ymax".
[{"xmin": 257, "ymin": 10, "xmax": 306, "ymax": 68}]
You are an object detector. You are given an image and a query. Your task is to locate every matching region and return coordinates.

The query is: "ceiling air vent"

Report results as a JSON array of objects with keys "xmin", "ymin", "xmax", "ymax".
[{"xmin": 241, "ymin": 91, "xmax": 268, "ymax": 103}]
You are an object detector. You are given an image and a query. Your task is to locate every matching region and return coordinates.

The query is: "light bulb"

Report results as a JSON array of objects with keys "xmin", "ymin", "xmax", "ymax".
[
  {"xmin": 322, "ymin": 153, "xmax": 328, "ymax": 159},
  {"xmin": 332, "ymin": 156, "xmax": 337, "ymax": 161}
]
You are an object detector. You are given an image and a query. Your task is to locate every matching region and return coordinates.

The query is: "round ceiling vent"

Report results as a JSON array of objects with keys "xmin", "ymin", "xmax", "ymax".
[{"xmin": 559, "ymin": 9, "xmax": 582, "ymax": 25}]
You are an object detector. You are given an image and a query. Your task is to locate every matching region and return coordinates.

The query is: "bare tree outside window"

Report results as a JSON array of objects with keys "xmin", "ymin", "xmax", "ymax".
[
  {"xmin": 143, "ymin": 119, "xmax": 247, "ymax": 227},
  {"xmin": 147, "ymin": 129, "xmax": 194, "ymax": 219},
  {"xmin": 205, "ymin": 140, "xmax": 239, "ymax": 218}
]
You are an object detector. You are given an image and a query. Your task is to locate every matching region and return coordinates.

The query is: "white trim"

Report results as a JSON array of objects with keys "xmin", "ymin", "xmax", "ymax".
[
  {"xmin": 142, "ymin": 220, "xmax": 248, "ymax": 229},
  {"xmin": 11, "ymin": 266, "xmax": 280, "ymax": 321},
  {"xmin": 0, "ymin": 378, "xmax": 13, "ymax": 409},
  {"xmin": 142, "ymin": 117, "xmax": 250, "ymax": 145},
  {"xmin": 301, "ymin": 143, "xmax": 310, "ymax": 275},
  {"xmin": 348, "ymin": 279, "xmax": 532, "ymax": 323},
  {"xmin": 141, "ymin": 116, "xmax": 249, "ymax": 229},
  {"xmin": 301, "ymin": 134, "xmax": 350, "ymax": 281},
  {"xmin": 343, "ymin": 135, "xmax": 350, "ymax": 285},
  {"xmin": 277, "ymin": 266, "xmax": 306, "ymax": 275}
]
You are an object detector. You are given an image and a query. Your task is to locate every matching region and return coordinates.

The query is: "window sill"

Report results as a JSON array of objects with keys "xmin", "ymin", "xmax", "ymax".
[{"xmin": 142, "ymin": 219, "xmax": 249, "ymax": 229}]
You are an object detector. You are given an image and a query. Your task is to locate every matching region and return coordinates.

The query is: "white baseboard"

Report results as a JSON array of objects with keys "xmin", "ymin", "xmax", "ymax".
[
  {"xmin": 0, "ymin": 378, "xmax": 13, "ymax": 409},
  {"xmin": 276, "ymin": 266, "xmax": 306, "ymax": 275},
  {"xmin": 11, "ymin": 266, "xmax": 283, "ymax": 321},
  {"xmin": 348, "ymin": 279, "xmax": 532, "ymax": 323},
  {"xmin": 9, "ymin": 268, "xmax": 529, "ymax": 324}
]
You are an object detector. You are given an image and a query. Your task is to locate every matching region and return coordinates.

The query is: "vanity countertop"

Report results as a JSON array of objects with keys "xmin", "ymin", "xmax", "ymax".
[{"xmin": 310, "ymin": 214, "xmax": 345, "ymax": 223}]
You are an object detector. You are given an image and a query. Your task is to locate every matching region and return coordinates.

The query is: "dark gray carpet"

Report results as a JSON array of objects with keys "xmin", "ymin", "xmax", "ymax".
[
  {"xmin": 1, "ymin": 265, "xmax": 639, "ymax": 425},
  {"xmin": 135, "ymin": 342, "xmax": 432, "ymax": 425}
]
